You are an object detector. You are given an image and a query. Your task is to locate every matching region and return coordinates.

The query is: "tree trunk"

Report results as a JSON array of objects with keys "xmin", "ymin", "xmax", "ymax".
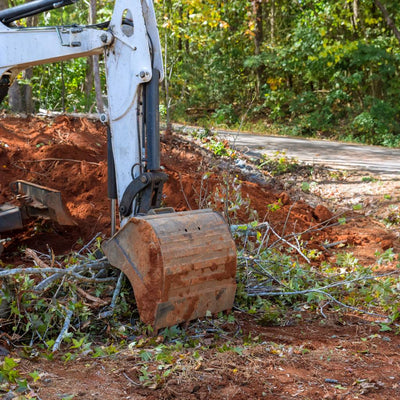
[
  {"xmin": 270, "ymin": 0, "xmax": 275, "ymax": 44},
  {"xmin": 9, "ymin": 11, "xmax": 37, "ymax": 114},
  {"xmin": 0, "ymin": 0, "xmax": 9, "ymax": 107},
  {"xmin": 89, "ymin": 0, "xmax": 104, "ymax": 113},
  {"xmin": 374, "ymin": 0, "xmax": 400, "ymax": 45},
  {"xmin": 351, "ymin": 0, "xmax": 359, "ymax": 32},
  {"xmin": 252, "ymin": 0, "xmax": 264, "ymax": 94},
  {"xmin": 163, "ymin": 0, "xmax": 172, "ymax": 134},
  {"xmin": 84, "ymin": 56, "xmax": 94, "ymax": 110}
]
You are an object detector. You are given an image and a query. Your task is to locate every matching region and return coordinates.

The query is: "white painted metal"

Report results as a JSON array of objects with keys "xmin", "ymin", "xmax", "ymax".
[
  {"xmin": 0, "ymin": 23, "xmax": 112, "ymax": 79},
  {"xmin": 141, "ymin": 0, "xmax": 164, "ymax": 80},
  {"xmin": 0, "ymin": 0, "xmax": 164, "ymax": 227},
  {"xmin": 105, "ymin": 0, "xmax": 163, "ymax": 226}
]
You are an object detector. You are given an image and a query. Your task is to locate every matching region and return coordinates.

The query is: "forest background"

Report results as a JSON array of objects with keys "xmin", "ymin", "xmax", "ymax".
[{"xmin": 1, "ymin": 0, "xmax": 400, "ymax": 147}]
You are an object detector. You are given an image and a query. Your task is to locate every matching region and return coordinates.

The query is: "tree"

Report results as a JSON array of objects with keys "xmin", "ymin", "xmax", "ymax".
[
  {"xmin": 6, "ymin": 1, "xmax": 36, "ymax": 114},
  {"xmin": 252, "ymin": 0, "xmax": 264, "ymax": 93},
  {"xmin": 373, "ymin": 0, "xmax": 400, "ymax": 44},
  {"xmin": 83, "ymin": 0, "xmax": 104, "ymax": 113}
]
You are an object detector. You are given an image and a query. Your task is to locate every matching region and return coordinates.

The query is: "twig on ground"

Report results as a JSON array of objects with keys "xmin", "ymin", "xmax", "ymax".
[
  {"xmin": 12, "ymin": 162, "xmax": 48, "ymax": 177},
  {"xmin": 268, "ymin": 223, "xmax": 310, "ymax": 263},
  {"xmin": 98, "ymin": 271, "xmax": 124, "ymax": 318},
  {"xmin": 25, "ymin": 248, "xmax": 51, "ymax": 269},
  {"xmin": 76, "ymin": 287, "xmax": 109, "ymax": 306},
  {"xmin": 246, "ymin": 270, "xmax": 398, "ymax": 297},
  {"xmin": 0, "ymin": 259, "xmax": 111, "ymax": 278},
  {"xmin": 123, "ymin": 372, "xmax": 141, "ymax": 386},
  {"xmin": 34, "ymin": 273, "xmax": 64, "ymax": 292},
  {"xmin": 178, "ymin": 172, "xmax": 192, "ymax": 210},
  {"xmin": 280, "ymin": 203, "xmax": 295, "ymax": 239},
  {"xmin": 77, "ymin": 232, "xmax": 103, "ymax": 255},
  {"xmin": 246, "ymin": 270, "xmax": 399, "ymax": 322},
  {"xmin": 52, "ymin": 294, "xmax": 77, "ymax": 352},
  {"xmin": 18, "ymin": 158, "xmax": 100, "ymax": 166}
]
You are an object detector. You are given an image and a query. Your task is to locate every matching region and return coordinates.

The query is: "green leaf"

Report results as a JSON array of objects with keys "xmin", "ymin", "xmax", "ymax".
[
  {"xmin": 29, "ymin": 370, "xmax": 41, "ymax": 382},
  {"xmin": 139, "ymin": 350, "xmax": 153, "ymax": 362},
  {"xmin": 16, "ymin": 378, "xmax": 28, "ymax": 392},
  {"xmin": 301, "ymin": 182, "xmax": 310, "ymax": 192},
  {"xmin": 379, "ymin": 323, "xmax": 392, "ymax": 332}
]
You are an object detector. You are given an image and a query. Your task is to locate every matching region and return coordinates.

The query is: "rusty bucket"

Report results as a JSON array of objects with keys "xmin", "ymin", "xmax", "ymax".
[{"xmin": 103, "ymin": 209, "xmax": 237, "ymax": 329}]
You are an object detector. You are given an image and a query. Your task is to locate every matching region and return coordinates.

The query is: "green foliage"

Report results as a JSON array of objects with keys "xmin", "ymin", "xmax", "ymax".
[
  {"xmin": 203, "ymin": 138, "xmax": 236, "ymax": 158},
  {"xmin": 1, "ymin": 0, "xmax": 400, "ymax": 146},
  {"xmin": 234, "ymin": 214, "xmax": 400, "ymax": 325},
  {"xmin": 0, "ymin": 244, "xmax": 125, "ymax": 349},
  {"xmin": 257, "ymin": 151, "xmax": 299, "ymax": 176},
  {"xmin": 384, "ymin": 205, "xmax": 400, "ymax": 226},
  {"xmin": 0, "ymin": 357, "xmax": 20, "ymax": 383}
]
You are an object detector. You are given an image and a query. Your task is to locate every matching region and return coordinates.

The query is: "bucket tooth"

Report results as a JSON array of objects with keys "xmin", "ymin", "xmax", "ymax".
[{"xmin": 103, "ymin": 209, "xmax": 237, "ymax": 329}]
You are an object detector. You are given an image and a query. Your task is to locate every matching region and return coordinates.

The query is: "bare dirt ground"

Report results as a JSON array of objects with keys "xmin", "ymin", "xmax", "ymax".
[{"xmin": 1, "ymin": 114, "xmax": 400, "ymax": 399}]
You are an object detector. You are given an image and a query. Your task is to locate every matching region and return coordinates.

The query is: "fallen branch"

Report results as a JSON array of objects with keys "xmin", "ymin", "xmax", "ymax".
[
  {"xmin": 98, "ymin": 271, "xmax": 124, "ymax": 318},
  {"xmin": 0, "ymin": 257, "xmax": 117, "ymax": 296},
  {"xmin": 18, "ymin": 158, "xmax": 100, "ymax": 166},
  {"xmin": 0, "ymin": 263, "xmax": 113, "ymax": 279},
  {"xmin": 76, "ymin": 286, "xmax": 109, "ymax": 306},
  {"xmin": 246, "ymin": 270, "xmax": 399, "ymax": 321},
  {"xmin": 52, "ymin": 294, "xmax": 77, "ymax": 352},
  {"xmin": 246, "ymin": 270, "xmax": 398, "ymax": 297}
]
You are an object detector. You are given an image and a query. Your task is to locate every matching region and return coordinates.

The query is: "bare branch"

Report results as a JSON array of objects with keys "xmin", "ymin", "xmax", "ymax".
[
  {"xmin": 52, "ymin": 295, "xmax": 77, "ymax": 352},
  {"xmin": 18, "ymin": 158, "xmax": 100, "ymax": 166},
  {"xmin": 0, "ymin": 259, "xmax": 112, "ymax": 279},
  {"xmin": 98, "ymin": 271, "xmax": 124, "ymax": 318}
]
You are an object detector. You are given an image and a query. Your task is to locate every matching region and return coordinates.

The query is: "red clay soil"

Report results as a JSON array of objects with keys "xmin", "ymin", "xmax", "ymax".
[
  {"xmin": 0, "ymin": 114, "xmax": 398, "ymax": 264},
  {"xmin": 1, "ymin": 115, "xmax": 400, "ymax": 400}
]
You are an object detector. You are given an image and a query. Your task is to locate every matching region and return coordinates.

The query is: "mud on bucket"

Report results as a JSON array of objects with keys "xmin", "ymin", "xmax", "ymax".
[{"xmin": 102, "ymin": 209, "xmax": 237, "ymax": 330}]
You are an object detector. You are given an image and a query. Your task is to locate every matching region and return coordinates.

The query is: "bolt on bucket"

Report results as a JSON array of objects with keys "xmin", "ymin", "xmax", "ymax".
[{"xmin": 103, "ymin": 209, "xmax": 237, "ymax": 329}]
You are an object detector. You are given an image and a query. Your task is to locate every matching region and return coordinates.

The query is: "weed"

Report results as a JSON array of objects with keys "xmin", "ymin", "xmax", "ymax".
[
  {"xmin": 384, "ymin": 205, "xmax": 400, "ymax": 226},
  {"xmin": 301, "ymin": 181, "xmax": 310, "ymax": 192},
  {"xmin": 0, "ymin": 357, "xmax": 20, "ymax": 383},
  {"xmin": 361, "ymin": 176, "xmax": 377, "ymax": 183},
  {"xmin": 257, "ymin": 151, "xmax": 299, "ymax": 176},
  {"xmin": 203, "ymin": 138, "xmax": 236, "ymax": 158},
  {"xmin": 92, "ymin": 344, "xmax": 119, "ymax": 358},
  {"xmin": 267, "ymin": 199, "xmax": 282, "ymax": 212},
  {"xmin": 375, "ymin": 248, "xmax": 395, "ymax": 265},
  {"xmin": 212, "ymin": 175, "xmax": 251, "ymax": 224}
]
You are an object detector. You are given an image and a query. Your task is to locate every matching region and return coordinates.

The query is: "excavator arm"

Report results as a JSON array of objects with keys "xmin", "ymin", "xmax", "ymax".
[
  {"xmin": 0, "ymin": 0, "xmax": 237, "ymax": 329},
  {"xmin": 0, "ymin": 0, "xmax": 164, "ymax": 221}
]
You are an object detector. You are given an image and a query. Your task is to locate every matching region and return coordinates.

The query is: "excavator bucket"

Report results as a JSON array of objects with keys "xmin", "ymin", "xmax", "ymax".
[{"xmin": 103, "ymin": 209, "xmax": 237, "ymax": 329}]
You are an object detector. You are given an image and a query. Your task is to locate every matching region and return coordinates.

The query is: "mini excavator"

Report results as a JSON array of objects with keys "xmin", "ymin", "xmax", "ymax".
[{"xmin": 0, "ymin": 0, "xmax": 236, "ymax": 329}]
